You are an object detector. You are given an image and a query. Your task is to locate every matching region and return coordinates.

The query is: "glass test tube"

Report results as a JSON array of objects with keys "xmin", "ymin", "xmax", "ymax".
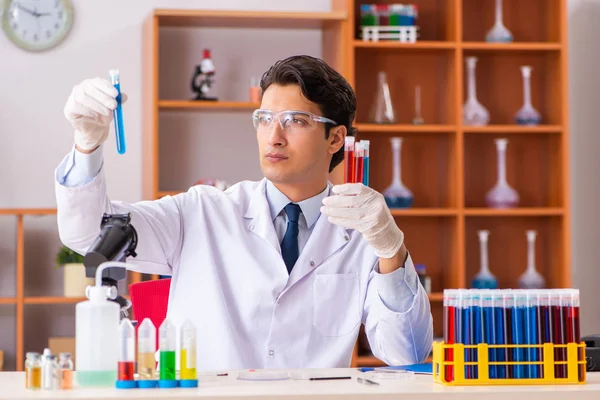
[
  {"xmin": 118, "ymin": 319, "xmax": 136, "ymax": 381},
  {"xmin": 25, "ymin": 352, "xmax": 42, "ymax": 390},
  {"xmin": 344, "ymin": 136, "xmax": 355, "ymax": 183},
  {"xmin": 138, "ymin": 318, "xmax": 157, "ymax": 381},
  {"xmin": 460, "ymin": 290, "xmax": 473, "ymax": 379},
  {"xmin": 443, "ymin": 289, "xmax": 456, "ymax": 382},
  {"xmin": 502, "ymin": 290, "xmax": 514, "ymax": 378},
  {"xmin": 159, "ymin": 318, "xmax": 177, "ymax": 381},
  {"xmin": 180, "ymin": 319, "xmax": 197, "ymax": 380},
  {"xmin": 361, "ymin": 140, "xmax": 370, "ymax": 186},
  {"xmin": 354, "ymin": 142, "xmax": 364, "ymax": 184},
  {"xmin": 492, "ymin": 290, "xmax": 506, "ymax": 379},
  {"xmin": 525, "ymin": 290, "xmax": 540, "ymax": 379},
  {"xmin": 512, "ymin": 290, "xmax": 527, "ymax": 379},
  {"xmin": 58, "ymin": 353, "xmax": 74, "ymax": 390},
  {"xmin": 565, "ymin": 289, "xmax": 583, "ymax": 381},
  {"xmin": 41, "ymin": 354, "xmax": 58, "ymax": 390},
  {"xmin": 552, "ymin": 289, "xmax": 567, "ymax": 378},
  {"xmin": 481, "ymin": 290, "xmax": 496, "ymax": 379},
  {"xmin": 109, "ymin": 69, "xmax": 126, "ymax": 154},
  {"xmin": 470, "ymin": 290, "xmax": 482, "ymax": 379}
]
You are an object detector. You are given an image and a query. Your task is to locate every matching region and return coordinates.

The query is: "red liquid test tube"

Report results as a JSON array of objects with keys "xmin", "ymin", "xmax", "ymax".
[
  {"xmin": 443, "ymin": 290, "xmax": 456, "ymax": 382},
  {"xmin": 118, "ymin": 361, "xmax": 135, "ymax": 381},
  {"xmin": 344, "ymin": 136, "xmax": 355, "ymax": 183},
  {"xmin": 551, "ymin": 290, "xmax": 567, "ymax": 378},
  {"xmin": 354, "ymin": 142, "xmax": 364, "ymax": 184},
  {"xmin": 566, "ymin": 289, "xmax": 583, "ymax": 381}
]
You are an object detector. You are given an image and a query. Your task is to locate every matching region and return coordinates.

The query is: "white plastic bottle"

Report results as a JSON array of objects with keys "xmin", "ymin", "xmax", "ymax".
[{"xmin": 75, "ymin": 264, "xmax": 122, "ymax": 387}]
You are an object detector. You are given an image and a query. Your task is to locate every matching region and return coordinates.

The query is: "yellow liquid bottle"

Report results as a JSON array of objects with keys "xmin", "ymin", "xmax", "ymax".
[
  {"xmin": 25, "ymin": 352, "xmax": 42, "ymax": 390},
  {"xmin": 180, "ymin": 319, "xmax": 197, "ymax": 381}
]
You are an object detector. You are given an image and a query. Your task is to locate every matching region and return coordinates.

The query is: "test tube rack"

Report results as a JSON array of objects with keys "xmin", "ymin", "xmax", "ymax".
[{"xmin": 433, "ymin": 341, "xmax": 587, "ymax": 386}]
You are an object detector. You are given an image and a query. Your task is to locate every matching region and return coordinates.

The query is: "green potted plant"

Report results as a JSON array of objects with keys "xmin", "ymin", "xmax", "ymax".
[{"xmin": 55, "ymin": 246, "xmax": 93, "ymax": 297}]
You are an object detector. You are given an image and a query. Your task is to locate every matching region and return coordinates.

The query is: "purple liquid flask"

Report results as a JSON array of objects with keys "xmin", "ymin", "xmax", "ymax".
[
  {"xmin": 485, "ymin": 138, "xmax": 520, "ymax": 208},
  {"xmin": 472, "ymin": 230, "xmax": 498, "ymax": 289},
  {"xmin": 463, "ymin": 57, "xmax": 490, "ymax": 126},
  {"xmin": 518, "ymin": 230, "xmax": 545, "ymax": 289},
  {"xmin": 383, "ymin": 137, "xmax": 414, "ymax": 208}
]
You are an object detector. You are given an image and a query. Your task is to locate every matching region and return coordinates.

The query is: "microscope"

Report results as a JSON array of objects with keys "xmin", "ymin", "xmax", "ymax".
[
  {"xmin": 83, "ymin": 213, "xmax": 138, "ymax": 318},
  {"xmin": 190, "ymin": 48, "xmax": 217, "ymax": 101}
]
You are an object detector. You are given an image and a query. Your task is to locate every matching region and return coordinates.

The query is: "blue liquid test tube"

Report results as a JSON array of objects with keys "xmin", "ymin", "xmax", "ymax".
[
  {"xmin": 109, "ymin": 69, "xmax": 126, "ymax": 154},
  {"xmin": 360, "ymin": 140, "xmax": 370, "ymax": 187},
  {"xmin": 481, "ymin": 290, "xmax": 496, "ymax": 379},
  {"xmin": 525, "ymin": 290, "xmax": 540, "ymax": 379},
  {"xmin": 492, "ymin": 290, "xmax": 506, "ymax": 379}
]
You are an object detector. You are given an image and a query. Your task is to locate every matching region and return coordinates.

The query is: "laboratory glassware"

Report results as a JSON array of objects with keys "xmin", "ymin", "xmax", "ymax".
[
  {"xmin": 361, "ymin": 140, "xmax": 370, "ymax": 186},
  {"xmin": 180, "ymin": 319, "xmax": 198, "ymax": 386},
  {"xmin": 109, "ymin": 69, "xmax": 126, "ymax": 154},
  {"xmin": 137, "ymin": 318, "xmax": 157, "ymax": 382},
  {"xmin": 383, "ymin": 137, "xmax": 413, "ymax": 208},
  {"xmin": 463, "ymin": 57, "xmax": 490, "ymax": 126},
  {"xmin": 371, "ymin": 71, "xmax": 396, "ymax": 124},
  {"xmin": 344, "ymin": 136, "xmax": 355, "ymax": 183},
  {"xmin": 354, "ymin": 142, "xmax": 365, "ymax": 184},
  {"xmin": 485, "ymin": 138, "xmax": 520, "ymax": 208},
  {"xmin": 412, "ymin": 85, "xmax": 424, "ymax": 125},
  {"xmin": 117, "ymin": 318, "xmax": 136, "ymax": 387},
  {"xmin": 514, "ymin": 66, "xmax": 542, "ymax": 126},
  {"xmin": 472, "ymin": 230, "xmax": 498, "ymax": 289},
  {"xmin": 518, "ymin": 230, "xmax": 545, "ymax": 289},
  {"xmin": 58, "ymin": 353, "xmax": 73, "ymax": 390},
  {"xmin": 159, "ymin": 318, "xmax": 177, "ymax": 384},
  {"xmin": 485, "ymin": 0, "xmax": 513, "ymax": 43},
  {"xmin": 25, "ymin": 352, "xmax": 42, "ymax": 390}
]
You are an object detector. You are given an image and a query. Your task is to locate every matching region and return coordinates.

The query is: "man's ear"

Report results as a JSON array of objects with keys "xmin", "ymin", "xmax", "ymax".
[{"xmin": 328, "ymin": 126, "xmax": 347, "ymax": 155}]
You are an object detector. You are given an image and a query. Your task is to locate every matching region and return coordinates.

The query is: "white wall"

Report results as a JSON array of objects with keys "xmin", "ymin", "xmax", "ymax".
[{"xmin": 568, "ymin": 0, "xmax": 600, "ymax": 336}]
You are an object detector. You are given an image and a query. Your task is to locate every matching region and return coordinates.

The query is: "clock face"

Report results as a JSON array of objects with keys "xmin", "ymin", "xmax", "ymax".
[{"xmin": 1, "ymin": 0, "xmax": 74, "ymax": 52}]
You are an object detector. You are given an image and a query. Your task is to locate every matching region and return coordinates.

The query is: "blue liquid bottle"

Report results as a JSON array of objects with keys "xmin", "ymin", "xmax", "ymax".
[
  {"xmin": 472, "ymin": 230, "xmax": 498, "ymax": 289},
  {"xmin": 383, "ymin": 137, "xmax": 413, "ymax": 208}
]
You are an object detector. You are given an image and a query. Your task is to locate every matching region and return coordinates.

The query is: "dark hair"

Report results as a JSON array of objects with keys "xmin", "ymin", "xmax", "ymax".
[{"xmin": 260, "ymin": 55, "xmax": 357, "ymax": 173}]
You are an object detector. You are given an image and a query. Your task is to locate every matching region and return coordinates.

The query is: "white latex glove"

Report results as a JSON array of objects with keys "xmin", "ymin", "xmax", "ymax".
[
  {"xmin": 321, "ymin": 183, "xmax": 404, "ymax": 259},
  {"xmin": 63, "ymin": 77, "xmax": 128, "ymax": 151}
]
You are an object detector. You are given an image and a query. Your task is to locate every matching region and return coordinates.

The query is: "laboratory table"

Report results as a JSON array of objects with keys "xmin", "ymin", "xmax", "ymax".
[{"xmin": 1, "ymin": 369, "xmax": 600, "ymax": 400}]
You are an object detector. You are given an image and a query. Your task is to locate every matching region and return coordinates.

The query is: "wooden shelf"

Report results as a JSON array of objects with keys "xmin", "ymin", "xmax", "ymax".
[
  {"xmin": 462, "ymin": 125, "xmax": 562, "ymax": 134},
  {"xmin": 24, "ymin": 297, "xmax": 85, "ymax": 304},
  {"xmin": 0, "ymin": 209, "xmax": 57, "ymax": 215},
  {"xmin": 464, "ymin": 208, "xmax": 564, "ymax": 217},
  {"xmin": 159, "ymin": 100, "xmax": 259, "ymax": 111},
  {"xmin": 154, "ymin": 9, "xmax": 347, "ymax": 29},
  {"xmin": 0, "ymin": 298, "xmax": 16, "ymax": 305},
  {"xmin": 354, "ymin": 40, "xmax": 456, "ymax": 50},
  {"xmin": 428, "ymin": 293, "xmax": 443, "ymax": 302},
  {"xmin": 354, "ymin": 356, "xmax": 386, "ymax": 367},
  {"xmin": 355, "ymin": 124, "xmax": 455, "ymax": 133},
  {"xmin": 390, "ymin": 208, "xmax": 457, "ymax": 217},
  {"xmin": 462, "ymin": 42, "xmax": 562, "ymax": 51}
]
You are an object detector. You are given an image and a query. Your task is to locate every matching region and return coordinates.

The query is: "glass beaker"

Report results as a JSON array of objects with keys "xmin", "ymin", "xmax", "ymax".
[
  {"xmin": 463, "ymin": 57, "xmax": 490, "ymax": 126},
  {"xmin": 485, "ymin": 138, "xmax": 519, "ymax": 208},
  {"xmin": 518, "ymin": 230, "xmax": 545, "ymax": 289},
  {"xmin": 514, "ymin": 66, "xmax": 541, "ymax": 125},
  {"xmin": 485, "ymin": 0, "xmax": 513, "ymax": 42},
  {"xmin": 370, "ymin": 71, "xmax": 396, "ymax": 124},
  {"xmin": 472, "ymin": 230, "xmax": 498, "ymax": 289},
  {"xmin": 383, "ymin": 137, "xmax": 413, "ymax": 208}
]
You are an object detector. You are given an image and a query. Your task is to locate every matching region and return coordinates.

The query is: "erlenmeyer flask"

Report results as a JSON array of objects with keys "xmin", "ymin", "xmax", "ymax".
[
  {"xmin": 472, "ymin": 230, "xmax": 498, "ymax": 289},
  {"xmin": 485, "ymin": 138, "xmax": 519, "ymax": 208},
  {"xmin": 518, "ymin": 230, "xmax": 545, "ymax": 289},
  {"xmin": 463, "ymin": 57, "xmax": 490, "ymax": 126},
  {"xmin": 371, "ymin": 71, "xmax": 396, "ymax": 124},
  {"xmin": 514, "ymin": 66, "xmax": 541, "ymax": 125},
  {"xmin": 383, "ymin": 137, "xmax": 413, "ymax": 208},
  {"xmin": 485, "ymin": 0, "xmax": 513, "ymax": 43}
]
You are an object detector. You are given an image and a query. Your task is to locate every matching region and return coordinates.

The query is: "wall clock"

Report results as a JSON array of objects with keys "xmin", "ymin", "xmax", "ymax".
[{"xmin": 1, "ymin": 0, "xmax": 74, "ymax": 52}]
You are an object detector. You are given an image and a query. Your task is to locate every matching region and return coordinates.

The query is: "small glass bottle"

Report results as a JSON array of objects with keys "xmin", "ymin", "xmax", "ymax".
[
  {"xmin": 383, "ymin": 137, "xmax": 413, "ymax": 208},
  {"xmin": 472, "ymin": 230, "xmax": 498, "ymax": 289},
  {"xmin": 41, "ymin": 354, "xmax": 59, "ymax": 390},
  {"xmin": 25, "ymin": 352, "xmax": 42, "ymax": 390},
  {"xmin": 249, "ymin": 77, "xmax": 261, "ymax": 103},
  {"xmin": 58, "ymin": 353, "xmax": 74, "ymax": 390}
]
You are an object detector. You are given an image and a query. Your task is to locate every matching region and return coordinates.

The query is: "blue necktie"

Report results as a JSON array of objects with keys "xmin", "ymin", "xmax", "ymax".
[{"xmin": 281, "ymin": 203, "xmax": 301, "ymax": 273}]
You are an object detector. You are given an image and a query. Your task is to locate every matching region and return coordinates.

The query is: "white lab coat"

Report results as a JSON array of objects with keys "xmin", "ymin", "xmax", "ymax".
[{"xmin": 55, "ymin": 168, "xmax": 433, "ymax": 370}]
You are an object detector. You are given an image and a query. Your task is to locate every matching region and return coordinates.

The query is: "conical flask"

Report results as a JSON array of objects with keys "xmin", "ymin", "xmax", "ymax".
[
  {"xmin": 485, "ymin": 138, "xmax": 519, "ymax": 208},
  {"xmin": 463, "ymin": 57, "xmax": 490, "ymax": 126},
  {"xmin": 472, "ymin": 230, "xmax": 498, "ymax": 289},
  {"xmin": 514, "ymin": 66, "xmax": 542, "ymax": 125},
  {"xmin": 518, "ymin": 230, "xmax": 545, "ymax": 289},
  {"xmin": 383, "ymin": 137, "xmax": 413, "ymax": 208},
  {"xmin": 486, "ymin": 0, "xmax": 513, "ymax": 42},
  {"xmin": 371, "ymin": 71, "xmax": 396, "ymax": 124}
]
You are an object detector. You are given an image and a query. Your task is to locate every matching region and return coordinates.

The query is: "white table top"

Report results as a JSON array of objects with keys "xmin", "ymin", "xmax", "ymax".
[{"xmin": 2, "ymin": 369, "xmax": 600, "ymax": 400}]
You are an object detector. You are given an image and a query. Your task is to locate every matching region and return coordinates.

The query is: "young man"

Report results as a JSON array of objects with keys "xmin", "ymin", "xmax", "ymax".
[{"xmin": 55, "ymin": 55, "xmax": 432, "ymax": 370}]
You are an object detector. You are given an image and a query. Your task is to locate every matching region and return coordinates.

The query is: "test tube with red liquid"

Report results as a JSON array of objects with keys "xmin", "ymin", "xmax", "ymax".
[
  {"xmin": 117, "ymin": 319, "xmax": 136, "ymax": 388},
  {"xmin": 344, "ymin": 136, "xmax": 355, "ymax": 183},
  {"xmin": 443, "ymin": 289, "xmax": 457, "ymax": 382},
  {"xmin": 551, "ymin": 290, "xmax": 567, "ymax": 378},
  {"xmin": 565, "ymin": 289, "xmax": 583, "ymax": 381},
  {"xmin": 354, "ymin": 142, "xmax": 364, "ymax": 184}
]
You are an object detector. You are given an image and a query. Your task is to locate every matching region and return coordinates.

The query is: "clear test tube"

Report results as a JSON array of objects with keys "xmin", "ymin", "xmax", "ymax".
[
  {"xmin": 525, "ymin": 290, "xmax": 540, "ymax": 379},
  {"xmin": 354, "ymin": 142, "xmax": 364, "ymax": 184},
  {"xmin": 552, "ymin": 289, "xmax": 567, "ymax": 378},
  {"xmin": 159, "ymin": 318, "xmax": 177, "ymax": 385},
  {"xmin": 180, "ymin": 319, "xmax": 198, "ymax": 387},
  {"xmin": 481, "ymin": 290, "xmax": 495, "ymax": 379},
  {"xmin": 360, "ymin": 140, "xmax": 370, "ymax": 186},
  {"xmin": 344, "ymin": 136, "xmax": 355, "ymax": 183},
  {"xmin": 109, "ymin": 69, "xmax": 126, "ymax": 154},
  {"xmin": 116, "ymin": 319, "xmax": 136, "ymax": 389},
  {"xmin": 502, "ymin": 289, "xmax": 514, "ymax": 378},
  {"xmin": 443, "ymin": 289, "xmax": 457, "ymax": 382},
  {"xmin": 137, "ymin": 318, "xmax": 157, "ymax": 383}
]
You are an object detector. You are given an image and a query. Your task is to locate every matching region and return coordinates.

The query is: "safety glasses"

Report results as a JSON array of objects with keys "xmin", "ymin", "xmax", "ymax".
[{"xmin": 252, "ymin": 109, "xmax": 338, "ymax": 134}]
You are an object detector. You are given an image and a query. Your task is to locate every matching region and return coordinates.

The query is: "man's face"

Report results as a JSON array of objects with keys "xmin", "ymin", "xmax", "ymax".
[{"xmin": 256, "ymin": 84, "xmax": 344, "ymax": 185}]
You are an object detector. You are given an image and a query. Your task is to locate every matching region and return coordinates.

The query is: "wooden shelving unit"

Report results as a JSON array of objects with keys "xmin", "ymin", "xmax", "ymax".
[{"xmin": 347, "ymin": 0, "xmax": 570, "ymax": 366}]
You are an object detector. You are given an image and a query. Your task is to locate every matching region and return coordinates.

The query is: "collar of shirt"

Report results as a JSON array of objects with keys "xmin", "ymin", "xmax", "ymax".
[{"xmin": 265, "ymin": 180, "xmax": 330, "ymax": 229}]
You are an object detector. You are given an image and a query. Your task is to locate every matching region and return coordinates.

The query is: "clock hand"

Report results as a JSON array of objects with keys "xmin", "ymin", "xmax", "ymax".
[{"xmin": 17, "ymin": 3, "xmax": 37, "ymax": 16}]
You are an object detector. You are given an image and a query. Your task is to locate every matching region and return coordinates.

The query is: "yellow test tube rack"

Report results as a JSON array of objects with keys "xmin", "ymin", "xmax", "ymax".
[{"xmin": 432, "ymin": 341, "xmax": 587, "ymax": 386}]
